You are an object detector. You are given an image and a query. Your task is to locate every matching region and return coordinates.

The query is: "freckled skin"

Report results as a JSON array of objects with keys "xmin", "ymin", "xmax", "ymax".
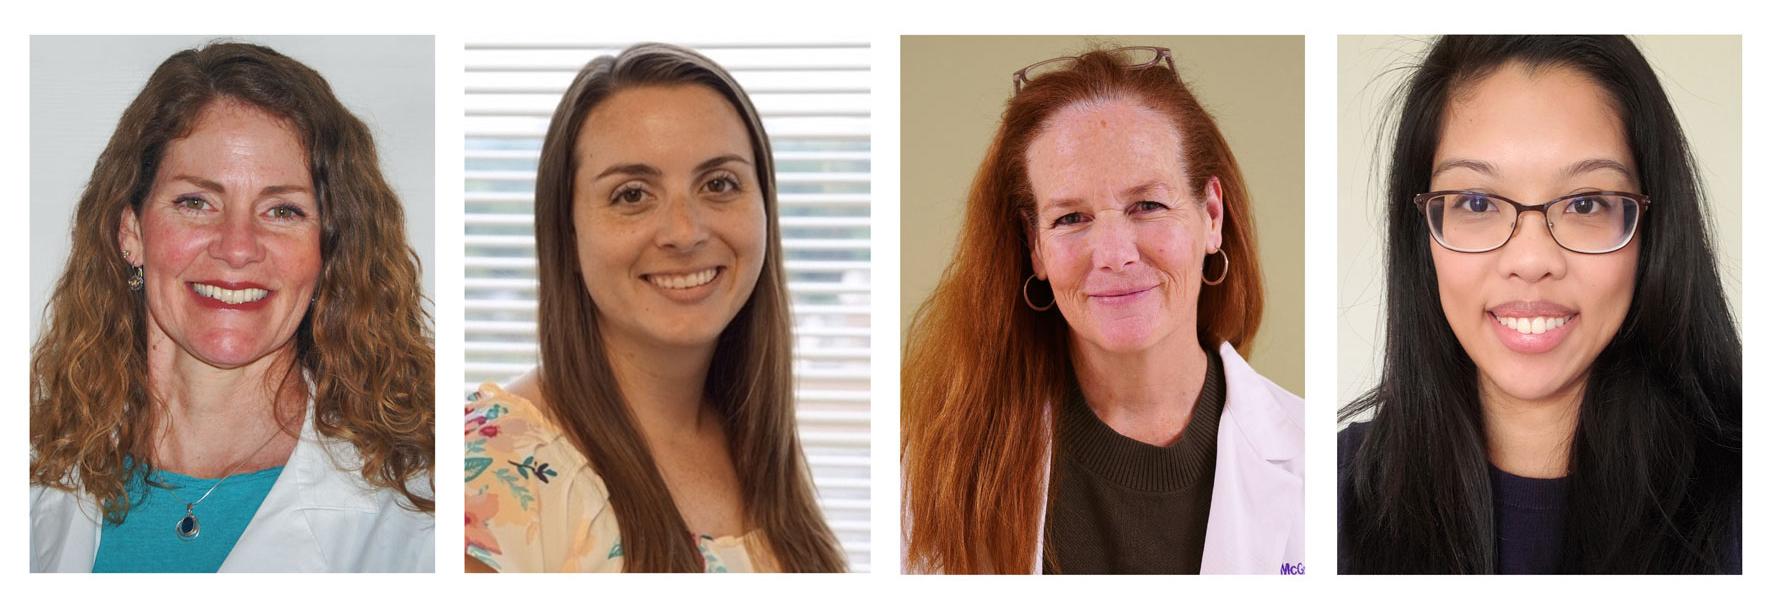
[
  {"xmin": 1430, "ymin": 63, "xmax": 1640, "ymax": 405},
  {"xmin": 119, "ymin": 99, "xmax": 322, "ymax": 370},
  {"xmin": 573, "ymin": 84, "xmax": 766, "ymax": 351},
  {"xmin": 1025, "ymin": 98, "xmax": 1223, "ymax": 355}
]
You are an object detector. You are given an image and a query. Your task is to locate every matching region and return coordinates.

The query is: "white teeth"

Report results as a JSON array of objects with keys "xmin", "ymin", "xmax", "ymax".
[
  {"xmin": 192, "ymin": 283, "xmax": 269, "ymax": 305},
  {"xmin": 648, "ymin": 268, "xmax": 718, "ymax": 290},
  {"xmin": 1494, "ymin": 315, "xmax": 1570, "ymax": 335}
]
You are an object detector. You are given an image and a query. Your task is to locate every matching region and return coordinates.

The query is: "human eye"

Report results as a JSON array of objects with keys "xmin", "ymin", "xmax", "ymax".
[
  {"xmin": 610, "ymin": 182, "xmax": 651, "ymax": 206},
  {"xmin": 172, "ymin": 194, "xmax": 213, "ymax": 213},
  {"xmin": 1457, "ymin": 194, "xmax": 1495, "ymax": 213},
  {"xmin": 704, "ymin": 171, "xmax": 741, "ymax": 194},
  {"xmin": 266, "ymin": 202, "xmax": 310, "ymax": 221},
  {"xmin": 1050, "ymin": 211, "xmax": 1088, "ymax": 227},
  {"xmin": 1131, "ymin": 200, "xmax": 1169, "ymax": 214},
  {"xmin": 1563, "ymin": 194, "xmax": 1614, "ymax": 216}
]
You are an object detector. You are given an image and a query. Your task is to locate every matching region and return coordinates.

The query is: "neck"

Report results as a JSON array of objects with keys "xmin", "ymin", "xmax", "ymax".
[
  {"xmin": 1070, "ymin": 331, "xmax": 1208, "ymax": 446},
  {"xmin": 599, "ymin": 320, "xmax": 720, "ymax": 441},
  {"xmin": 147, "ymin": 337, "xmax": 305, "ymax": 478},
  {"xmin": 1478, "ymin": 377, "xmax": 1582, "ymax": 479}
]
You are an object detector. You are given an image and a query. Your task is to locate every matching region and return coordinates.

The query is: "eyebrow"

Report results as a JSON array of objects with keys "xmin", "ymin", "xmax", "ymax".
[
  {"xmin": 1041, "ymin": 181, "xmax": 1173, "ymax": 211},
  {"xmin": 591, "ymin": 154, "xmax": 752, "ymax": 182},
  {"xmin": 1430, "ymin": 159, "xmax": 1497, "ymax": 179},
  {"xmin": 1561, "ymin": 158, "xmax": 1636, "ymax": 181},
  {"xmin": 170, "ymin": 174, "xmax": 311, "ymax": 197},
  {"xmin": 1121, "ymin": 180, "xmax": 1171, "ymax": 200}
]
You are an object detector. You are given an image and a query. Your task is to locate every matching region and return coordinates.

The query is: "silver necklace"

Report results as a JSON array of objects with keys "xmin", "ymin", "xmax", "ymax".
[{"xmin": 166, "ymin": 427, "xmax": 286, "ymax": 541}]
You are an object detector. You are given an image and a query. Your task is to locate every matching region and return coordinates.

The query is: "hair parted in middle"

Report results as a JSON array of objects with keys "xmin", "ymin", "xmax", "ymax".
[
  {"xmin": 901, "ymin": 47, "xmax": 1265, "ymax": 574},
  {"xmin": 531, "ymin": 42, "xmax": 846, "ymax": 573},
  {"xmin": 29, "ymin": 41, "xmax": 435, "ymax": 523}
]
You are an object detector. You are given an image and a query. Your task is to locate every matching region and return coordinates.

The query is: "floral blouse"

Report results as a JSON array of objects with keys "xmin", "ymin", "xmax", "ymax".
[{"xmin": 464, "ymin": 382, "xmax": 774, "ymax": 572}]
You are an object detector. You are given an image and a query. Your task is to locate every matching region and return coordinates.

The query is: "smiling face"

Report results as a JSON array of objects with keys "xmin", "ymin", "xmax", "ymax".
[
  {"xmin": 1429, "ymin": 62, "xmax": 1640, "ymax": 405},
  {"xmin": 119, "ymin": 99, "xmax": 322, "ymax": 370},
  {"xmin": 572, "ymin": 84, "xmax": 766, "ymax": 351},
  {"xmin": 1026, "ymin": 97, "xmax": 1223, "ymax": 356}
]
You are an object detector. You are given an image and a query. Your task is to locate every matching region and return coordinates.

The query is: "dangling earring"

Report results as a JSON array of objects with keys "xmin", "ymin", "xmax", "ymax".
[
  {"xmin": 1203, "ymin": 249, "xmax": 1229, "ymax": 286},
  {"xmin": 123, "ymin": 250, "xmax": 144, "ymax": 291},
  {"xmin": 1022, "ymin": 274, "xmax": 1055, "ymax": 311}
]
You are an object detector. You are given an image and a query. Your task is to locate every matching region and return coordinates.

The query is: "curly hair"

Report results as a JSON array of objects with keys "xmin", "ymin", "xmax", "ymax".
[{"xmin": 29, "ymin": 41, "xmax": 435, "ymax": 522}]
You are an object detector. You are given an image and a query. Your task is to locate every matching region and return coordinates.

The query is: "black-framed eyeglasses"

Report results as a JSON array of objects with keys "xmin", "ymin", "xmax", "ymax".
[
  {"xmin": 1012, "ymin": 46, "xmax": 1176, "ymax": 93},
  {"xmin": 1413, "ymin": 190, "xmax": 1651, "ymax": 254}
]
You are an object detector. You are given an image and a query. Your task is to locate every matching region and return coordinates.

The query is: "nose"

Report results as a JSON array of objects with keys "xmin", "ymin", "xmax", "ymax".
[
  {"xmin": 208, "ymin": 206, "xmax": 268, "ymax": 267},
  {"xmin": 656, "ymin": 192, "xmax": 710, "ymax": 252},
  {"xmin": 1088, "ymin": 212, "xmax": 1139, "ymax": 271},
  {"xmin": 1494, "ymin": 211, "xmax": 1567, "ymax": 282}
]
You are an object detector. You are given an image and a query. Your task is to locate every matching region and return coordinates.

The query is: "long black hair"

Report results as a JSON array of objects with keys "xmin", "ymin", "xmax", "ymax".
[{"xmin": 1338, "ymin": 35, "xmax": 1740, "ymax": 574}]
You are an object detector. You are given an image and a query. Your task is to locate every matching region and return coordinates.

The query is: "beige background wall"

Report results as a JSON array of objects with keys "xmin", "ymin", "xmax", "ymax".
[
  {"xmin": 901, "ymin": 36, "xmax": 1306, "ymax": 395},
  {"xmin": 1336, "ymin": 35, "xmax": 1743, "ymax": 409}
]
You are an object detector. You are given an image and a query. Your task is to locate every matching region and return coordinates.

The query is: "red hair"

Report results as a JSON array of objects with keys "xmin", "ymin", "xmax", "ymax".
[{"xmin": 901, "ymin": 49, "xmax": 1265, "ymax": 573}]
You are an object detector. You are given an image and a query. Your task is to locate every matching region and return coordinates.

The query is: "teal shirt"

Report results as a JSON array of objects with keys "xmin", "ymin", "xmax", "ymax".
[{"xmin": 92, "ymin": 464, "xmax": 284, "ymax": 573}]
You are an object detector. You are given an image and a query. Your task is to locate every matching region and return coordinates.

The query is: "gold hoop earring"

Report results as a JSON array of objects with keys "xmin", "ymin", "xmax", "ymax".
[
  {"xmin": 1022, "ymin": 274, "xmax": 1055, "ymax": 311},
  {"xmin": 1203, "ymin": 249, "xmax": 1229, "ymax": 286}
]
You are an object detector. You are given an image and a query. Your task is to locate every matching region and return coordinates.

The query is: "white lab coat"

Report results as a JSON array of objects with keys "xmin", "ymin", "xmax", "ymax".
[
  {"xmin": 30, "ymin": 402, "xmax": 435, "ymax": 573},
  {"xmin": 904, "ymin": 342, "xmax": 1305, "ymax": 574}
]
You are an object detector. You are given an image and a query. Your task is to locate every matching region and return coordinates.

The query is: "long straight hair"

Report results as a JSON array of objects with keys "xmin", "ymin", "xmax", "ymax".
[
  {"xmin": 901, "ymin": 49, "xmax": 1265, "ymax": 573},
  {"xmin": 1339, "ymin": 35, "xmax": 1741, "ymax": 574},
  {"xmin": 532, "ymin": 43, "xmax": 845, "ymax": 573}
]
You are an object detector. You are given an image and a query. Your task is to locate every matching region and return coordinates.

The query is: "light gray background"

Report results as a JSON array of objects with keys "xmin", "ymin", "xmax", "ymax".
[{"xmin": 30, "ymin": 35, "xmax": 436, "ymax": 339}]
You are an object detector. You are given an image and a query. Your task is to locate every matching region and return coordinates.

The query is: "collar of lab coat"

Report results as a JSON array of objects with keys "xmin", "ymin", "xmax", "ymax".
[
  {"xmin": 1032, "ymin": 341, "xmax": 1305, "ymax": 574},
  {"xmin": 30, "ymin": 396, "xmax": 434, "ymax": 572}
]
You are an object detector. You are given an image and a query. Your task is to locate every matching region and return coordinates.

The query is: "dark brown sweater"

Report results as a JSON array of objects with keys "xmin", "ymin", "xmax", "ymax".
[{"xmin": 1042, "ymin": 350, "xmax": 1225, "ymax": 575}]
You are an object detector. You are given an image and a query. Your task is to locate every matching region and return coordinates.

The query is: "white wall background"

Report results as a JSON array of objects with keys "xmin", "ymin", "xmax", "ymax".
[{"xmin": 29, "ymin": 35, "xmax": 436, "ymax": 339}]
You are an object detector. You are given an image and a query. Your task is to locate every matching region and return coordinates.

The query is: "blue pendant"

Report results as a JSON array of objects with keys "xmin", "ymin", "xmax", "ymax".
[{"xmin": 176, "ymin": 505, "xmax": 200, "ymax": 541}]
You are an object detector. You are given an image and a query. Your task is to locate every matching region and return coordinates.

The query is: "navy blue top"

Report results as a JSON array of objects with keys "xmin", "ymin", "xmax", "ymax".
[
  {"xmin": 1338, "ymin": 421, "xmax": 1741, "ymax": 574},
  {"xmin": 1489, "ymin": 464, "xmax": 1567, "ymax": 574}
]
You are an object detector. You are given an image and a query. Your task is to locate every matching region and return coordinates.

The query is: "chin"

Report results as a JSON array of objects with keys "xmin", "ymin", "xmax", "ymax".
[
  {"xmin": 642, "ymin": 320, "xmax": 731, "ymax": 349},
  {"xmin": 1078, "ymin": 320, "xmax": 1169, "ymax": 354},
  {"xmin": 1478, "ymin": 361, "xmax": 1585, "ymax": 404},
  {"xmin": 186, "ymin": 334, "xmax": 283, "ymax": 369}
]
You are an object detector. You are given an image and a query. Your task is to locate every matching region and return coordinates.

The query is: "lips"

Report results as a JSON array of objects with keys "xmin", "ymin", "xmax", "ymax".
[
  {"xmin": 189, "ymin": 280, "xmax": 273, "ymax": 310},
  {"xmin": 641, "ymin": 266, "xmax": 723, "ymax": 302},
  {"xmin": 1487, "ymin": 301, "xmax": 1578, "ymax": 354},
  {"xmin": 1086, "ymin": 285, "xmax": 1158, "ymax": 307}
]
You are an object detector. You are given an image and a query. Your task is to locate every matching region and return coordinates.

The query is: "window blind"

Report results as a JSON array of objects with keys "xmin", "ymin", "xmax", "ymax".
[{"xmin": 464, "ymin": 40, "xmax": 872, "ymax": 572}]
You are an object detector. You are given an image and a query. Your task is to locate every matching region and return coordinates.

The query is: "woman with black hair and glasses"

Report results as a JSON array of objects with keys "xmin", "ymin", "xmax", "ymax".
[{"xmin": 1338, "ymin": 35, "xmax": 1740, "ymax": 574}]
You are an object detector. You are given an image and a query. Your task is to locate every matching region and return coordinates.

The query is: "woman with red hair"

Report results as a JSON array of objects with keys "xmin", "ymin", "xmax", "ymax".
[{"xmin": 901, "ymin": 46, "xmax": 1303, "ymax": 574}]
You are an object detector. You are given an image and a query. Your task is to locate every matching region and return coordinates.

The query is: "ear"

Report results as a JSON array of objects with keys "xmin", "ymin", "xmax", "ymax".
[
  {"xmin": 118, "ymin": 207, "xmax": 143, "ymax": 266},
  {"xmin": 1202, "ymin": 176, "xmax": 1226, "ymax": 253}
]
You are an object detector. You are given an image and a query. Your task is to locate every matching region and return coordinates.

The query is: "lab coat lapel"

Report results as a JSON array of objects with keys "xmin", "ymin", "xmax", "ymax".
[
  {"xmin": 219, "ymin": 402, "xmax": 374, "ymax": 572},
  {"xmin": 1200, "ymin": 343, "xmax": 1305, "ymax": 574}
]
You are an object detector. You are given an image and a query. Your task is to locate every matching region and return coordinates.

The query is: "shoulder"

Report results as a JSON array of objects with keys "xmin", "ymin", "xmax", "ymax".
[
  {"xmin": 465, "ymin": 379, "xmax": 617, "ymax": 572},
  {"xmin": 1337, "ymin": 420, "xmax": 1371, "ymax": 471},
  {"xmin": 465, "ymin": 379, "xmax": 583, "ymax": 496},
  {"xmin": 1216, "ymin": 342, "xmax": 1303, "ymax": 460}
]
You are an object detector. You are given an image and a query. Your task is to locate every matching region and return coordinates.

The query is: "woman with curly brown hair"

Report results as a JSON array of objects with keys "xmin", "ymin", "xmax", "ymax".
[{"xmin": 29, "ymin": 41, "xmax": 434, "ymax": 572}]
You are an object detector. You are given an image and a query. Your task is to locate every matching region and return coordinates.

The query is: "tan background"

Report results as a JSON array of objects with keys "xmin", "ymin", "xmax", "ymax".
[
  {"xmin": 901, "ymin": 36, "xmax": 1306, "ymax": 395},
  {"xmin": 1337, "ymin": 35, "xmax": 1743, "ymax": 409}
]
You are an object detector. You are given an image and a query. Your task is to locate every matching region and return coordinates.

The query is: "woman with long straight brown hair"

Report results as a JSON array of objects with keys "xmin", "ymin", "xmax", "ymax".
[
  {"xmin": 901, "ymin": 46, "xmax": 1303, "ymax": 574},
  {"xmin": 463, "ymin": 43, "xmax": 845, "ymax": 573}
]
